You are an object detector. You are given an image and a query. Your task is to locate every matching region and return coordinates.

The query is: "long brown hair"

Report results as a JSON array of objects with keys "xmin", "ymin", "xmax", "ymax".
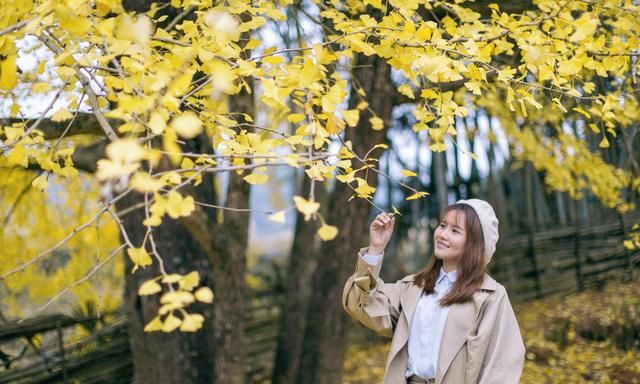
[{"xmin": 413, "ymin": 203, "xmax": 487, "ymax": 305}]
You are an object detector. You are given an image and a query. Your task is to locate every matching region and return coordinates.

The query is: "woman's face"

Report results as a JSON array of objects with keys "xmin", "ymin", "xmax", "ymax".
[{"xmin": 434, "ymin": 209, "xmax": 467, "ymax": 269}]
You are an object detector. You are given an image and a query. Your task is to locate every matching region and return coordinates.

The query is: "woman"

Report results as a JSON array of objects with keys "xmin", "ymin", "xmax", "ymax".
[{"xmin": 342, "ymin": 199, "xmax": 525, "ymax": 384}]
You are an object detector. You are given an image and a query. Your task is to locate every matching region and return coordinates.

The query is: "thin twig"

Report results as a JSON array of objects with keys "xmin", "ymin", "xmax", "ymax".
[
  {"xmin": 0, "ymin": 188, "xmax": 132, "ymax": 280},
  {"xmin": 39, "ymin": 32, "xmax": 118, "ymax": 142},
  {"xmin": 0, "ymin": 18, "xmax": 35, "ymax": 37},
  {"xmin": 19, "ymin": 244, "xmax": 125, "ymax": 321}
]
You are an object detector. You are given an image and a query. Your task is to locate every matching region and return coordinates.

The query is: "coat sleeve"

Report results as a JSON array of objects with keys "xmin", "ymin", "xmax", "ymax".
[
  {"xmin": 342, "ymin": 247, "xmax": 407, "ymax": 338},
  {"xmin": 466, "ymin": 285, "xmax": 526, "ymax": 384}
]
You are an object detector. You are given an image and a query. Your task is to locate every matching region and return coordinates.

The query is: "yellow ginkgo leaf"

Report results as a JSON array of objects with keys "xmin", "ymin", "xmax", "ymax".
[
  {"xmin": 32, "ymin": 174, "xmax": 49, "ymax": 191},
  {"xmin": 179, "ymin": 271, "xmax": 200, "ymax": 291},
  {"xmin": 268, "ymin": 210, "xmax": 286, "ymax": 223},
  {"xmin": 406, "ymin": 191, "xmax": 429, "ymax": 200},
  {"xmin": 138, "ymin": 279, "xmax": 162, "ymax": 295},
  {"xmin": 127, "ymin": 247, "xmax": 152, "ymax": 273},
  {"xmin": 0, "ymin": 54, "xmax": 17, "ymax": 90},
  {"xmin": 51, "ymin": 108, "xmax": 74, "ymax": 122},
  {"xmin": 369, "ymin": 116, "xmax": 384, "ymax": 131},
  {"xmin": 287, "ymin": 113, "xmax": 305, "ymax": 123},
  {"xmin": 400, "ymin": 169, "xmax": 417, "ymax": 177},
  {"xmin": 130, "ymin": 172, "xmax": 165, "ymax": 193},
  {"xmin": 342, "ymin": 109, "xmax": 360, "ymax": 127},
  {"xmin": 165, "ymin": 190, "xmax": 195, "ymax": 219},
  {"xmin": 162, "ymin": 313, "xmax": 182, "ymax": 332},
  {"xmin": 143, "ymin": 316, "xmax": 163, "ymax": 332},
  {"xmin": 293, "ymin": 195, "xmax": 320, "ymax": 221},
  {"xmin": 243, "ymin": 173, "xmax": 268, "ymax": 185},
  {"xmin": 194, "ymin": 287, "xmax": 214, "ymax": 303},
  {"xmin": 161, "ymin": 274, "xmax": 182, "ymax": 283},
  {"xmin": 180, "ymin": 313, "xmax": 205, "ymax": 332},
  {"xmin": 318, "ymin": 224, "xmax": 338, "ymax": 241},
  {"xmin": 170, "ymin": 111, "xmax": 203, "ymax": 139},
  {"xmin": 161, "ymin": 291, "xmax": 195, "ymax": 306},
  {"xmin": 117, "ymin": 14, "xmax": 152, "ymax": 46},
  {"xmin": 599, "ymin": 135, "xmax": 609, "ymax": 148}
]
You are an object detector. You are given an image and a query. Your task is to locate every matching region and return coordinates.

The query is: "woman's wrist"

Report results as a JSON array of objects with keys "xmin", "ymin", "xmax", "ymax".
[{"xmin": 367, "ymin": 245, "xmax": 385, "ymax": 256}]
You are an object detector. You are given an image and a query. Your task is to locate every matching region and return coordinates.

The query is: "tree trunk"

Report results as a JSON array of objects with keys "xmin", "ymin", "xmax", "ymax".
[
  {"xmin": 296, "ymin": 52, "xmax": 392, "ymax": 384},
  {"xmin": 119, "ymin": 160, "xmax": 217, "ymax": 383},
  {"xmin": 271, "ymin": 176, "xmax": 323, "ymax": 384}
]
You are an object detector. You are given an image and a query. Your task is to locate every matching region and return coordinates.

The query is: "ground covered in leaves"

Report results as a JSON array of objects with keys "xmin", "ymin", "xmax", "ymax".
[{"xmin": 343, "ymin": 278, "xmax": 640, "ymax": 383}]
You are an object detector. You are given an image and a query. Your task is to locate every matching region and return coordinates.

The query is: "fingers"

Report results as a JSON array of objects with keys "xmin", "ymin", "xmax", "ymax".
[{"xmin": 372, "ymin": 212, "xmax": 395, "ymax": 230}]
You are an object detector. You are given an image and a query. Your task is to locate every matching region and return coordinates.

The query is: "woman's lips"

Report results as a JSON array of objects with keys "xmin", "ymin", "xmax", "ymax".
[{"xmin": 436, "ymin": 241, "xmax": 449, "ymax": 249}]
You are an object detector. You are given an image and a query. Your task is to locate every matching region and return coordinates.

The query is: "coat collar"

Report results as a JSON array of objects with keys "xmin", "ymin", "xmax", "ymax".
[{"xmin": 399, "ymin": 273, "xmax": 498, "ymax": 291}]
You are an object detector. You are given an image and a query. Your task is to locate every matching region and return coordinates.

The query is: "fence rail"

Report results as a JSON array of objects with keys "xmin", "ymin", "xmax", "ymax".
[
  {"xmin": 1, "ymin": 216, "xmax": 638, "ymax": 382},
  {"xmin": 492, "ymin": 213, "xmax": 640, "ymax": 301}
]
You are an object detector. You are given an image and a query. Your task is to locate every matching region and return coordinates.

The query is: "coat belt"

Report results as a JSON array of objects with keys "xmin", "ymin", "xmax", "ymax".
[{"xmin": 407, "ymin": 375, "xmax": 435, "ymax": 384}]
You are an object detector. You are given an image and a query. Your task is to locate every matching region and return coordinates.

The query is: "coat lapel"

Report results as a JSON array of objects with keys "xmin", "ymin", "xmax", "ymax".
[
  {"xmin": 435, "ymin": 275, "xmax": 497, "ymax": 383},
  {"xmin": 387, "ymin": 276, "xmax": 421, "ymax": 359}
]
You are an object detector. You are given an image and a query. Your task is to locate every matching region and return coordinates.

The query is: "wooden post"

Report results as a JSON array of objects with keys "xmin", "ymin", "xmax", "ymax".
[
  {"xmin": 619, "ymin": 213, "xmax": 633, "ymax": 280},
  {"xmin": 573, "ymin": 200, "xmax": 585, "ymax": 291},
  {"xmin": 56, "ymin": 319, "xmax": 68, "ymax": 384}
]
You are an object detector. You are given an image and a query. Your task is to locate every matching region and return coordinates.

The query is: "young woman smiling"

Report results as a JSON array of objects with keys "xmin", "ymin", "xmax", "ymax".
[{"xmin": 343, "ymin": 199, "xmax": 525, "ymax": 384}]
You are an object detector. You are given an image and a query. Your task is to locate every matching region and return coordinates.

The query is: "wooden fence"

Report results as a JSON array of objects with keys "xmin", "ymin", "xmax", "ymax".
[
  {"xmin": 1, "ymin": 216, "xmax": 638, "ymax": 382},
  {"xmin": 0, "ymin": 291, "xmax": 282, "ymax": 384},
  {"xmin": 492, "ymin": 214, "xmax": 640, "ymax": 302}
]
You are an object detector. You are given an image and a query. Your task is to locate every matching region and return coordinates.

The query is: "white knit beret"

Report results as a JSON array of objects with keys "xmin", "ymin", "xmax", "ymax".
[{"xmin": 456, "ymin": 198, "xmax": 499, "ymax": 265}]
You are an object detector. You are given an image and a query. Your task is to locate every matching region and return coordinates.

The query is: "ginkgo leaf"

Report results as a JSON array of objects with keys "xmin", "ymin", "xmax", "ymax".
[
  {"xmin": 179, "ymin": 271, "xmax": 200, "ymax": 291},
  {"xmin": 117, "ymin": 14, "xmax": 152, "ymax": 46},
  {"xmin": 161, "ymin": 291, "xmax": 195, "ymax": 305},
  {"xmin": 369, "ymin": 117, "xmax": 384, "ymax": 131},
  {"xmin": 342, "ymin": 109, "xmax": 360, "ymax": 127},
  {"xmin": 573, "ymin": 107, "xmax": 591, "ymax": 119},
  {"xmin": 162, "ymin": 313, "xmax": 182, "ymax": 332},
  {"xmin": 171, "ymin": 112, "xmax": 203, "ymax": 139},
  {"xmin": 139, "ymin": 279, "xmax": 162, "ymax": 295},
  {"xmin": 194, "ymin": 287, "xmax": 214, "ymax": 303},
  {"xmin": 354, "ymin": 178, "xmax": 375, "ymax": 197},
  {"xmin": 106, "ymin": 138, "xmax": 145, "ymax": 164},
  {"xmin": 161, "ymin": 274, "xmax": 182, "ymax": 283},
  {"xmin": 400, "ymin": 169, "xmax": 417, "ymax": 177},
  {"xmin": 268, "ymin": 210, "xmax": 286, "ymax": 223},
  {"xmin": 287, "ymin": 114, "xmax": 305, "ymax": 123},
  {"xmin": 243, "ymin": 173, "xmax": 268, "ymax": 185},
  {"xmin": 180, "ymin": 313, "xmax": 205, "ymax": 332},
  {"xmin": 51, "ymin": 108, "xmax": 74, "ymax": 122},
  {"xmin": 318, "ymin": 224, "xmax": 338, "ymax": 241},
  {"xmin": 130, "ymin": 172, "xmax": 165, "ymax": 193},
  {"xmin": 165, "ymin": 191, "xmax": 195, "ymax": 219},
  {"xmin": 205, "ymin": 10, "xmax": 239, "ymax": 35},
  {"xmin": 32, "ymin": 174, "xmax": 49, "ymax": 191},
  {"xmin": 293, "ymin": 196, "xmax": 320, "ymax": 221},
  {"xmin": 127, "ymin": 247, "xmax": 152, "ymax": 273},
  {"xmin": 144, "ymin": 316, "xmax": 164, "ymax": 332},
  {"xmin": 406, "ymin": 191, "xmax": 429, "ymax": 200},
  {"xmin": 599, "ymin": 135, "xmax": 609, "ymax": 148},
  {"xmin": 0, "ymin": 54, "xmax": 17, "ymax": 90}
]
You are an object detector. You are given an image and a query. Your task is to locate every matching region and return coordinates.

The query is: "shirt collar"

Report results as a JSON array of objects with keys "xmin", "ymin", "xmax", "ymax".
[{"xmin": 437, "ymin": 267, "xmax": 457, "ymax": 285}]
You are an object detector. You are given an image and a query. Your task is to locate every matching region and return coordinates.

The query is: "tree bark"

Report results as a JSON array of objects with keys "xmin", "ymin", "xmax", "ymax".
[
  {"xmin": 119, "ymin": 157, "xmax": 217, "ymax": 383},
  {"xmin": 271, "ymin": 176, "xmax": 322, "ymax": 384}
]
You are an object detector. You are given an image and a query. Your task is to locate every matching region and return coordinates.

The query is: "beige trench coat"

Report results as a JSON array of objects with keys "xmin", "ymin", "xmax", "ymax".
[{"xmin": 343, "ymin": 248, "xmax": 525, "ymax": 384}]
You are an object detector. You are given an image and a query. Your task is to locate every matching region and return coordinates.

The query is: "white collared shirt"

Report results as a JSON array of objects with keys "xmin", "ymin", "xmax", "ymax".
[{"xmin": 362, "ymin": 253, "xmax": 456, "ymax": 380}]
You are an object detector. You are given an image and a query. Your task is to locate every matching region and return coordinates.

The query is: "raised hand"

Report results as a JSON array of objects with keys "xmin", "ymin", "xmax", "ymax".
[{"xmin": 368, "ymin": 212, "xmax": 395, "ymax": 255}]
